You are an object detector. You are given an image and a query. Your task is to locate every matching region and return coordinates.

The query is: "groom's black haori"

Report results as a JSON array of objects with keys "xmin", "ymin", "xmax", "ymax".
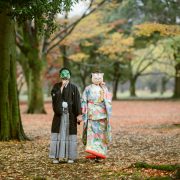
[{"xmin": 51, "ymin": 82, "xmax": 81, "ymax": 134}]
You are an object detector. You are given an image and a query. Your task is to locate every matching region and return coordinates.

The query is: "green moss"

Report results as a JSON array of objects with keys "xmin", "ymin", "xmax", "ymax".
[
  {"xmin": 155, "ymin": 124, "xmax": 180, "ymax": 129},
  {"xmin": 134, "ymin": 162, "xmax": 180, "ymax": 171},
  {"xmin": 147, "ymin": 177, "xmax": 172, "ymax": 180},
  {"xmin": 175, "ymin": 168, "xmax": 180, "ymax": 179},
  {"xmin": 172, "ymin": 123, "xmax": 180, "ymax": 128}
]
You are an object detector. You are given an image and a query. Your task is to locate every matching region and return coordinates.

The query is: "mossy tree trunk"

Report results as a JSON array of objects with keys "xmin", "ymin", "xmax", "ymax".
[
  {"xmin": 0, "ymin": 9, "xmax": 28, "ymax": 140},
  {"xmin": 27, "ymin": 56, "xmax": 45, "ymax": 113},
  {"xmin": 17, "ymin": 53, "xmax": 30, "ymax": 95},
  {"xmin": 18, "ymin": 21, "xmax": 46, "ymax": 114}
]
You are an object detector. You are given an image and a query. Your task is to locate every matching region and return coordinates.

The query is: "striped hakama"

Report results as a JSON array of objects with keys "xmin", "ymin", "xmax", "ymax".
[{"xmin": 49, "ymin": 110, "xmax": 77, "ymax": 160}]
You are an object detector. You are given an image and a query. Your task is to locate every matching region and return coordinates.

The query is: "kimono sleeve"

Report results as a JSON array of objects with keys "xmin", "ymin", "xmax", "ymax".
[
  {"xmin": 81, "ymin": 87, "xmax": 88, "ymax": 123},
  {"xmin": 103, "ymin": 85, "xmax": 112, "ymax": 119},
  {"xmin": 51, "ymin": 84, "xmax": 62, "ymax": 115}
]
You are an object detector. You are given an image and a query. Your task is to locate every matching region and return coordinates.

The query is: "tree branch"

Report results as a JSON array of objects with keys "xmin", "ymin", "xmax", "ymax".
[
  {"xmin": 42, "ymin": 12, "xmax": 57, "ymax": 54},
  {"xmin": 155, "ymin": 59, "xmax": 175, "ymax": 66},
  {"xmin": 46, "ymin": 0, "xmax": 107, "ymax": 54},
  {"xmin": 134, "ymin": 44, "xmax": 166, "ymax": 76},
  {"xmin": 16, "ymin": 39, "xmax": 29, "ymax": 56},
  {"xmin": 134, "ymin": 47, "xmax": 156, "ymax": 73},
  {"xmin": 140, "ymin": 72, "xmax": 174, "ymax": 78},
  {"xmin": 49, "ymin": 0, "xmax": 94, "ymax": 43},
  {"xmin": 136, "ymin": 50, "xmax": 165, "ymax": 76},
  {"xmin": 16, "ymin": 32, "xmax": 23, "ymax": 44}
]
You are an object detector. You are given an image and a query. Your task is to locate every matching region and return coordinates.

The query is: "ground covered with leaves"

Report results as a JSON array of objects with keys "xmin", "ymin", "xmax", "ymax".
[{"xmin": 0, "ymin": 100, "xmax": 180, "ymax": 179}]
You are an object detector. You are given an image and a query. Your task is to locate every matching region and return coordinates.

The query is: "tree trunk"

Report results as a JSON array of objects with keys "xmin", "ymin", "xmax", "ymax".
[
  {"xmin": 60, "ymin": 45, "xmax": 69, "ymax": 68},
  {"xmin": 112, "ymin": 61, "xmax": 120, "ymax": 100},
  {"xmin": 112, "ymin": 79, "xmax": 119, "ymax": 100},
  {"xmin": 81, "ymin": 76, "xmax": 86, "ymax": 90},
  {"xmin": 17, "ymin": 53, "xmax": 30, "ymax": 90},
  {"xmin": 0, "ymin": 9, "xmax": 28, "ymax": 140},
  {"xmin": 173, "ymin": 63, "xmax": 180, "ymax": 98},
  {"xmin": 27, "ymin": 52, "xmax": 46, "ymax": 113},
  {"xmin": 129, "ymin": 77, "xmax": 137, "ymax": 97},
  {"xmin": 18, "ymin": 49, "xmax": 46, "ymax": 114},
  {"xmin": 60, "ymin": 12, "xmax": 69, "ymax": 68},
  {"xmin": 78, "ymin": 63, "xmax": 87, "ymax": 90},
  {"xmin": 19, "ymin": 22, "xmax": 46, "ymax": 114},
  {"xmin": 160, "ymin": 76, "xmax": 168, "ymax": 95}
]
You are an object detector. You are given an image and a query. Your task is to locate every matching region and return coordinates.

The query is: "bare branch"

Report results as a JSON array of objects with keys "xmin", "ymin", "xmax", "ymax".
[
  {"xmin": 140, "ymin": 72, "xmax": 174, "ymax": 78},
  {"xmin": 16, "ymin": 32, "xmax": 23, "ymax": 43},
  {"xmin": 155, "ymin": 59, "xmax": 175, "ymax": 66},
  {"xmin": 134, "ymin": 47, "xmax": 156, "ymax": 73},
  {"xmin": 136, "ymin": 61, "xmax": 154, "ymax": 76},
  {"xmin": 49, "ymin": 0, "xmax": 94, "ymax": 43},
  {"xmin": 137, "ymin": 50, "xmax": 165, "ymax": 76},
  {"xmin": 16, "ymin": 39, "xmax": 29, "ymax": 56},
  {"xmin": 134, "ymin": 45, "xmax": 166, "ymax": 76},
  {"xmin": 46, "ymin": 0, "xmax": 107, "ymax": 54}
]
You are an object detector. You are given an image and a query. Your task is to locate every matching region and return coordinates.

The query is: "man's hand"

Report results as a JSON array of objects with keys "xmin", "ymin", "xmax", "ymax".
[
  {"xmin": 77, "ymin": 115, "xmax": 82, "ymax": 124},
  {"xmin": 62, "ymin": 79, "xmax": 69, "ymax": 87}
]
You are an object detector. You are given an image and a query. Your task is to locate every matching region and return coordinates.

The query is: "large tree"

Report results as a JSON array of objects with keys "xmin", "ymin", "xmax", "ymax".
[
  {"xmin": 16, "ymin": 0, "xmax": 107, "ymax": 113},
  {"xmin": 101, "ymin": 0, "xmax": 180, "ymax": 97},
  {"xmin": 0, "ymin": 0, "xmax": 78, "ymax": 140},
  {"xmin": 0, "ymin": 9, "xmax": 27, "ymax": 140},
  {"xmin": 134, "ymin": 23, "xmax": 180, "ymax": 97},
  {"xmin": 97, "ymin": 32, "xmax": 134, "ymax": 98}
]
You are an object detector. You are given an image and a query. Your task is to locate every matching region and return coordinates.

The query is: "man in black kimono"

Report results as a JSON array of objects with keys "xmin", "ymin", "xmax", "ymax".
[{"xmin": 49, "ymin": 67, "xmax": 82, "ymax": 163}]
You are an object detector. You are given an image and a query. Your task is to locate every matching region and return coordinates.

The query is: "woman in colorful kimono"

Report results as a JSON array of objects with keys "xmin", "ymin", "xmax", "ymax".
[
  {"xmin": 49, "ymin": 68, "xmax": 82, "ymax": 164},
  {"xmin": 81, "ymin": 72, "xmax": 112, "ymax": 162}
]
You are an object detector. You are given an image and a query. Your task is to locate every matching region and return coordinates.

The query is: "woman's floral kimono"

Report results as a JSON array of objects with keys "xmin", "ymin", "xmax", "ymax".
[{"xmin": 81, "ymin": 84, "xmax": 112, "ymax": 159}]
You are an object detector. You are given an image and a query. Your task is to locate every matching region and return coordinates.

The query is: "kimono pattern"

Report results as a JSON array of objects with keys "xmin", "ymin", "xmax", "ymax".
[{"xmin": 81, "ymin": 84, "xmax": 112, "ymax": 158}]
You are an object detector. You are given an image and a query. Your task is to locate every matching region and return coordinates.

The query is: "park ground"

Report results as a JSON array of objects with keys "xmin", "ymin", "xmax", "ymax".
[{"xmin": 0, "ymin": 100, "xmax": 180, "ymax": 179}]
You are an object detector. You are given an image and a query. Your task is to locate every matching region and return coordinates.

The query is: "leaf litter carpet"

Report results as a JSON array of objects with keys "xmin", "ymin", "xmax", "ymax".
[{"xmin": 0, "ymin": 101, "xmax": 180, "ymax": 179}]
